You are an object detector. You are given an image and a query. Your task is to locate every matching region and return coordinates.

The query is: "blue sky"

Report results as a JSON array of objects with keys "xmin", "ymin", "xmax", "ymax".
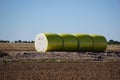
[{"xmin": 0, "ymin": 0, "xmax": 120, "ymax": 41}]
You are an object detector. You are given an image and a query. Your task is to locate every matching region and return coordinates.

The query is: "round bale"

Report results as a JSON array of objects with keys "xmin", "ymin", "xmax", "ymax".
[
  {"xmin": 35, "ymin": 33, "xmax": 63, "ymax": 52},
  {"xmin": 91, "ymin": 35, "xmax": 107, "ymax": 52},
  {"xmin": 75, "ymin": 34, "xmax": 93, "ymax": 51},
  {"xmin": 59, "ymin": 33, "xmax": 78, "ymax": 51}
]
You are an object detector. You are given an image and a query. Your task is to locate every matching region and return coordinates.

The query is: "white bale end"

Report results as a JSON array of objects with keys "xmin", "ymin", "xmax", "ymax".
[
  {"xmin": 35, "ymin": 33, "xmax": 63, "ymax": 52},
  {"xmin": 35, "ymin": 33, "xmax": 48, "ymax": 52}
]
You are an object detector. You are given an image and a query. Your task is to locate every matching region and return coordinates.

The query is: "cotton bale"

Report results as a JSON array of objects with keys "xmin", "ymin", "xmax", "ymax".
[
  {"xmin": 91, "ymin": 35, "xmax": 107, "ymax": 52},
  {"xmin": 59, "ymin": 34, "xmax": 78, "ymax": 51},
  {"xmin": 75, "ymin": 34, "xmax": 93, "ymax": 51},
  {"xmin": 35, "ymin": 33, "xmax": 63, "ymax": 52}
]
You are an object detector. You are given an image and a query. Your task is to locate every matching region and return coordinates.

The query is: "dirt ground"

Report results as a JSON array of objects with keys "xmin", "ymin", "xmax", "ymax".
[
  {"xmin": 0, "ymin": 61, "xmax": 120, "ymax": 80},
  {"xmin": 0, "ymin": 43, "xmax": 120, "ymax": 61},
  {"xmin": 0, "ymin": 43, "xmax": 120, "ymax": 52},
  {"xmin": 0, "ymin": 43, "xmax": 120, "ymax": 80}
]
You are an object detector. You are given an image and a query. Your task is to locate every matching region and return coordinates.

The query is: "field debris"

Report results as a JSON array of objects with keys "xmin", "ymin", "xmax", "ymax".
[
  {"xmin": 0, "ymin": 51, "xmax": 119, "ymax": 62},
  {"xmin": 0, "ymin": 43, "xmax": 120, "ymax": 62}
]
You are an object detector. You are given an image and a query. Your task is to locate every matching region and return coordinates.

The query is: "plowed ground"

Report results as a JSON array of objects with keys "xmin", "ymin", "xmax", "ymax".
[
  {"xmin": 0, "ymin": 61, "xmax": 120, "ymax": 80},
  {"xmin": 0, "ymin": 43, "xmax": 120, "ymax": 80}
]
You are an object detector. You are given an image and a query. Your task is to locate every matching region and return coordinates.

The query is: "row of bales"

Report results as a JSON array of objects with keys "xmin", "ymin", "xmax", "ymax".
[{"xmin": 35, "ymin": 33, "xmax": 107, "ymax": 52}]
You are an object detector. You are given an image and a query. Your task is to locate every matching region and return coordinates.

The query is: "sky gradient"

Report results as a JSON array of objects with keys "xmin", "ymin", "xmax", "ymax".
[{"xmin": 0, "ymin": 0, "xmax": 120, "ymax": 41}]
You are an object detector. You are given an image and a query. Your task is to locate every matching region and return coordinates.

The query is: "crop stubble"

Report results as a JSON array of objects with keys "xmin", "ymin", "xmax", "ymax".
[
  {"xmin": 0, "ymin": 43, "xmax": 120, "ymax": 80},
  {"xmin": 0, "ymin": 43, "xmax": 120, "ymax": 52},
  {"xmin": 0, "ymin": 61, "xmax": 120, "ymax": 80}
]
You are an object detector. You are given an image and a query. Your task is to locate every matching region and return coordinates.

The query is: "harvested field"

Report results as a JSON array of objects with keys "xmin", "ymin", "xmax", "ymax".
[
  {"xmin": 0, "ymin": 43, "xmax": 120, "ymax": 52},
  {"xmin": 106, "ymin": 45, "xmax": 120, "ymax": 52},
  {"xmin": 0, "ymin": 43, "xmax": 120, "ymax": 80},
  {"xmin": 0, "ymin": 61, "xmax": 120, "ymax": 80},
  {"xmin": 0, "ymin": 43, "xmax": 35, "ymax": 51},
  {"xmin": 0, "ymin": 43, "xmax": 120, "ymax": 62}
]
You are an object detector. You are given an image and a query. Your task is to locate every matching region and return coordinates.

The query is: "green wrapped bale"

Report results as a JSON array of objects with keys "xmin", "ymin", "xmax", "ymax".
[
  {"xmin": 75, "ymin": 34, "xmax": 93, "ymax": 51},
  {"xmin": 59, "ymin": 34, "xmax": 78, "ymax": 51},
  {"xmin": 35, "ymin": 33, "xmax": 63, "ymax": 52},
  {"xmin": 91, "ymin": 35, "xmax": 107, "ymax": 52}
]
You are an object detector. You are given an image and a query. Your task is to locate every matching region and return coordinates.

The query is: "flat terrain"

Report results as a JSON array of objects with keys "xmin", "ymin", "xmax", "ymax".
[
  {"xmin": 0, "ymin": 43, "xmax": 120, "ymax": 62},
  {"xmin": 0, "ymin": 43, "xmax": 35, "ymax": 52},
  {"xmin": 0, "ymin": 43, "xmax": 120, "ymax": 52},
  {"xmin": 106, "ymin": 45, "xmax": 120, "ymax": 52},
  {"xmin": 0, "ymin": 61, "xmax": 120, "ymax": 80},
  {"xmin": 0, "ymin": 43, "xmax": 120, "ymax": 80}
]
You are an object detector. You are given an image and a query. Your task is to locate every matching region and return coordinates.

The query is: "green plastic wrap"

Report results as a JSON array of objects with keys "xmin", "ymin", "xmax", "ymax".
[
  {"xmin": 59, "ymin": 34, "xmax": 78, "ymax": 51},
  {"xmin": 75, "ymin": 34, "xmax": 93, "ymax": 51},
  {"xmin": 91, "ymin": 35, "xmax": 107, "ymax": 52},
  {"xmin": 35, "ymin": 33, "xmax": 63, "ymax": 52}
]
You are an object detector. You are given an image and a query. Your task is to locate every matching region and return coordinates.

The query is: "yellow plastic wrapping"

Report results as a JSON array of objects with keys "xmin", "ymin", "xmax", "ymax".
[
  {"xmin": 35, "ymin": 33, "xmax": 107, "ymax": 52},
  {"xmin": 91, "ymin": 35, "xmax": 107, "ymax": 52},
  {"xmin": 75, "ymin": 34, "xmax": 93, "ymax": 51},
  {"xmin": 35, "ymin": 33, "xmax": 63, "ymax": 52},
  {"xmin": 59, "ymin": 34, "xmax": 78, "ymax": 51}
]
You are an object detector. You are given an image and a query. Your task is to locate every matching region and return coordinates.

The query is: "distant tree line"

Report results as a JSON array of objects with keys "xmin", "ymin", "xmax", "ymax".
[
  {"xmin": 14, "ymin": 40, "xmax": 34, "ymax": 43},
  {"xmin": 0, "ymin": 39, "xmax": 120, "ymax": 44},
  {"xmin": 108, "ymin": 40, "xmax": 120, "ymax": 45},
  {"xmin": 0, "ymin": 40, "xmax": 34, "ymax": 43},
  {"xmin": 0, "ymin": 40, "xmax": 10, "ymax": 43}
]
